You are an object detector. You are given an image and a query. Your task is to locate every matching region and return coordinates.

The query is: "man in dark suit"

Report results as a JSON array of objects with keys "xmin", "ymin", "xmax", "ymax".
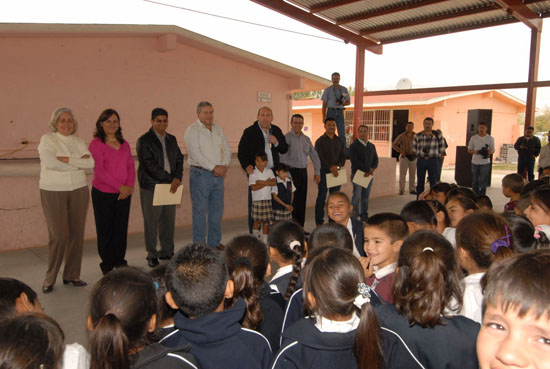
[
  {"xmin": 238, "ymin": 106, "xmax": 288, "ymax": 233},
  {"xmin": 137, "ymin": 107, "xmax": 184, "ymax": 267}
]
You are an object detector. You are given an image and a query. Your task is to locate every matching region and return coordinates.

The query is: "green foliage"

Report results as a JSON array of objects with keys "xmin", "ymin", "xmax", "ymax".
[{"xmin": 534, "ymin": 105, "xmax": 550, "ymax": 133}]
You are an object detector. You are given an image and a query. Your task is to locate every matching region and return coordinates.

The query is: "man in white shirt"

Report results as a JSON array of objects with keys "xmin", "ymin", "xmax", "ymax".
[
  {"xmin": 184, "ymin": 101, "xmax": 231, "ymax": 250},
  {"xmin": 468, "ymin": 122, "xmax": 494, "ymax": 196}
]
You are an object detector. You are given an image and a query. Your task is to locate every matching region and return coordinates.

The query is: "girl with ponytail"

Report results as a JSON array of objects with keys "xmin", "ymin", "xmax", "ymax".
[
  {"xmin": 375, "ymin": 231, "xmax": 479, "ymax": 369},
  {"xmin": 272, "ymin": 247, "xmax": 383, "ymax": 369},
  {"xmin": 456, "ymin": 212, "xmax": 516, "ymax": 323},
  {"xmin": 87, "ymin": 267, "xmax": 197, "ymax": 369},
  {"xmin": 224, "ymin": 235, "xmax": 285, "ymax": 352},
  {"xmin": 267, "ymin": 221, "xmax": 306, "ymax": 301}
]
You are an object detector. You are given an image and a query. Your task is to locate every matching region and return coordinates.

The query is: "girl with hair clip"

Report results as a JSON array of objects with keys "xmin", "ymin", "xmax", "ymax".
[
  {"xmin": 268, "ymin": 221, "xmax": 306, "ymax": 301},
  {"xmin": 224, "ymin": 235, "xmax": 286, "ymax": 352},
  {"xmin": 445, "ymin": 196, "xmax": 477, "ymax": 228},
  {"xmin": 272, "ymin": 247, "xmax": 384, "ymax": 369},
  {"xmin": 0, "ymin": 313, "xmax": 65, "ymax": 369},
  {"xmin": 87, "ymin": 267, "xmax": 197, "ymax": 369},
  {"xmin": 456, "ymin": 212, "xmax": 516, "ymax": 324},
  {"xmin": 524, "ymin": 185, "xmax": 550, "ymax": 248},
  {"xmin": 374, "ymin": 231, "xmax": 480, "ymax": 369}
]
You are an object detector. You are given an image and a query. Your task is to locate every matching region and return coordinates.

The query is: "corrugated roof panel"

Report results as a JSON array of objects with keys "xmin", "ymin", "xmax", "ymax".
[
  {"xmin": 369, "ymin": 9, "xmax": 513, "ymax": 41},
  {"xmin": 527, "ymin": 1, "xmax": 550, "ymax": 14},
  {"xmin": 344, "ymin": 1, "xmax": 500, "ymax": 32},
  {"xmin": 318, "ymin": 0, "xmax": 407, "ymax": 20}
]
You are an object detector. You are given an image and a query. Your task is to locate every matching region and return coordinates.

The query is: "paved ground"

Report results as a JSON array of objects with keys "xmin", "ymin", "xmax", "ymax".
[{"xmin": 0, "ymin": 168, "xmax": 509, "ymax": 346}]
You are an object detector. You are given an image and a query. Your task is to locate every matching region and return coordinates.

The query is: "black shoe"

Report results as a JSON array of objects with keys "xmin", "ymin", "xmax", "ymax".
[
  {"xmin": 409, "ymin": 190, "xmax": 417, "ymax": 195},
  {"xmin": 216, "ymin": 244, "xmax": 225, "ymax": 251},
  {"xmin": 158, "ymin": 254, "xmax": 173, "ymax": 260},
  {"xmin": 63, "ymin": 279, "xmax": 87, "ymax": 287},
  {"xmin": 42, "ymin": 284, "xmax": 53, "ymax": 294},
  {"xmin": 147, "ymin": 257, "xmax": 159, "ymax": 267},
  {"xmin": 304, "ymin": 231, "xmax": 310, "ymax": 236}
]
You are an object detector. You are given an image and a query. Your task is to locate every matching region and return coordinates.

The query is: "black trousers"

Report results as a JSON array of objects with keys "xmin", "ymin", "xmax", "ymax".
[
  {"xmin": 290, "ymin": 167, "xmax": 308, "ymax": 227},
  {"xmin": 91, "ymin": 187, "xmax": 131, "ymax": 274}
]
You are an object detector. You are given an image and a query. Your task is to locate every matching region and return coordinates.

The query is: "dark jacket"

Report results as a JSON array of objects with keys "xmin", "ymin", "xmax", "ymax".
[
  {"xmin": 260, "ymin": 282, "xmax": 286, "ymax": 353},
  {"xmin": 351, "ymin": 217, "xmax": 366, "ymax": 257},
  {"xmin": 131, "ymin": 343, "xmax": 197, "ymax": 369},
  {"xmin": 375, "ymin": 303, "xmax": 480, "ymax": 369},
  {"xmin": 350, "ymin": 138, "xmax": 379, "ymax": 177},
  {"xmin": 514, "ymin": 135, "xmax": 541, "ymax": 157},
  {"xmin": 269, "ymin": 272, "xmax": 302, "ymax": 301},
  {"xmin": 314, "ymin": 134, "xmax": 346, "ymax": 171},
  {"xmin": 272, "ymin": 317, "xmax": 359, "ymax": 369},
  {"xmin": 238, "ymin": 121, "xmax": 288, "ymax": 171},
  {"xmin": 160, "ymin": 299, "xmax": 272, "ymax": 369},
  {"xmin": 136, "ymin": 128, "xmax": 184, "ymax": 191}
]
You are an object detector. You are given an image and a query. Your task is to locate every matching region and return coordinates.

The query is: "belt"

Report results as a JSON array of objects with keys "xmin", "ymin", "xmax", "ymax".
[
  {"xmin": 328, "ymin": 107, "xmax": 344, "ymax": 110},
  {"xmin": 191, "ymin": 165, "xmax": 212, "ymax": 172}
]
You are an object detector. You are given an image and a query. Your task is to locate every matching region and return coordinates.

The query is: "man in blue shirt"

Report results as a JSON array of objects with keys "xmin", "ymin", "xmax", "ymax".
[{"xmin": 321, "ymin": 72, "xmax": 350, "ymax": 145}]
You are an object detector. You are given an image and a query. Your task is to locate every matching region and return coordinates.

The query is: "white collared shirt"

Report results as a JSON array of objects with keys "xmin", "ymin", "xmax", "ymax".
[
  {"xmin": 184, "ymin": 119, "xmax": 231, "ymax": 170},
  {"xmin": 373, "ymin": 262, "xmax": 397, "ymax": 279},
  {"xmin": 345, "ymin": 219, "xmax": 361, "ymax": 258},
  {"xmin": 314, "ymin": 313, "xmax": 360, "ymax": 333},
  {"xmin": 260, "ymin": 126, "xmax": 275, "ymax": 169},
  {"xmin": 459, "ymin": 272, "xmax": 485, "ymax": 324},
  {"xmin": 269, "ymin": 264, "xmax": 294, "ymax": 293}
]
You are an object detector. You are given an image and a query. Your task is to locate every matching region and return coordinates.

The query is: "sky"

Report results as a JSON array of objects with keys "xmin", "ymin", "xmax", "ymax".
[{"xmin": 1, "ymin": 0, "xmax": 549, "ymax": 108}]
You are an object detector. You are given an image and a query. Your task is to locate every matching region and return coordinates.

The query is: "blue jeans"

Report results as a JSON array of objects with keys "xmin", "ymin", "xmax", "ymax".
[
  {"xmin": 416, "ymin": 158, "xmax": 438, "ymax": 195},
  {"xmin": 326, "ymin": 108, "xmax": 346, "ymax": 145},
  {"xmin": 315, "ymin": 169, "xmax": 341, "ymax": 225},
  {"xmin": 471, "ymin": 163, "xmax": 491, "ymax": 196},
  {"xmin": 189, "ymin": 167, "xmax": 224, "ymax": 247},
  {"xmin": 352, "ymin": 178, "xmax": 373, "ymax": 221},
  {"xmin": 517, "ymin": 155, "xmax": 536, "ymax": 182}
]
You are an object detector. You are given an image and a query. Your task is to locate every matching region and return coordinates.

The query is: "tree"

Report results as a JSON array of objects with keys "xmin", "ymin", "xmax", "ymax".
[{"xmin": 534, "ymin": 105, "xmax": 550, "ymax": 133}]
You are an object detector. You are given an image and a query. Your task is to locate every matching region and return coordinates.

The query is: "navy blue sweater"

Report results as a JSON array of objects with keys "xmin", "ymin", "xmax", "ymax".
[{"xmin": 161, "ymin": 299, "xmax": 272, "ymax": 369}]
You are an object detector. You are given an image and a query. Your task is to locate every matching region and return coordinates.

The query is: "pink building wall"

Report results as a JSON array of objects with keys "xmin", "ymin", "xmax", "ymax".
[
  {"xmin": 294, "ymin": 91, "xmax": 524, "ymax": 166},
  {"xmin": 0, "ymin": 24, "xmax": 330, "ymax": 251}
]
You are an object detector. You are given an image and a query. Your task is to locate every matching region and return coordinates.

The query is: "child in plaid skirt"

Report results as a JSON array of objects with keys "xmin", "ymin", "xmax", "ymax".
[{"xmin": 249, "ymin": 152, "xmax": 276, "ymax": 243}]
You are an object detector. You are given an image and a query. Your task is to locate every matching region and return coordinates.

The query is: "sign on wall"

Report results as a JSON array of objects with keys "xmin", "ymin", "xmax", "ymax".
[{"xmin": 258, "ymin": 91, "xmax": 272, "ymax": 103}]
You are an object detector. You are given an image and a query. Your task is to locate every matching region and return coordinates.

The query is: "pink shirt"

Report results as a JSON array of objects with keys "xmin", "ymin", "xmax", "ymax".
[{"xmin": 89, "ymin": 138, "xmax": 135, "ymax": 193}]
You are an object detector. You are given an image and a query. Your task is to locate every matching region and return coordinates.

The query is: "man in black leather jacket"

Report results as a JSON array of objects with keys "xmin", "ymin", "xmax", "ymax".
[{"xmin": 137, "ymin": 108, "xmax": 184, "ymax": 267}]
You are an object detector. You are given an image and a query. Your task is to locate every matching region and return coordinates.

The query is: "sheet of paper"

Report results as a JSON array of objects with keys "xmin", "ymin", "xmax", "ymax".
[
  {"xmin": 352, "ymin": 170, "xmax": 373, "ymax": 188},
  {"xmin": 326, "ymin": 168, "xmax": 348, "ymax": 188},
  {"xmin": 152, "ymin": 184, "xmax": 183, "ymax": 206}
]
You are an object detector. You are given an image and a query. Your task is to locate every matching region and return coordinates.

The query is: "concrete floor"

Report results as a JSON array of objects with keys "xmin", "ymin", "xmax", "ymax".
[{"xmin": 0, "ymin": 168, "xmax": 508, "ymax": 347}]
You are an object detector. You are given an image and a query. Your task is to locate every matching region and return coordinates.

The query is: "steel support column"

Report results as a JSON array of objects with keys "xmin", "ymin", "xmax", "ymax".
[
  {"xmin": 353, "ymin": 45, "xmax": 365, "ymax": 138},
  {"xmin": 525, "ymin": 25, "xmax": 542, "ymax": 128}
]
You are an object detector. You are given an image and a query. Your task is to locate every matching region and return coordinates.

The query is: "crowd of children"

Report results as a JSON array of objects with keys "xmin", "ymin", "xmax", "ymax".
[{"xmin": 2, "ymin": 174, "xmax": 550, "ymax": 369}]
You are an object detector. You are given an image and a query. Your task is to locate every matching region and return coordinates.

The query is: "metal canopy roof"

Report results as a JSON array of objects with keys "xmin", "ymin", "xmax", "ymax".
[{"xmin": 252, "ymin": 0, "xmax": 550, "ymax": 54}]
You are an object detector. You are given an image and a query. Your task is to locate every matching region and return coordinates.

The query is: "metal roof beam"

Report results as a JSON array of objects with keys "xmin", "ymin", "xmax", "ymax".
[
  {"xmin": 336, "ymin": 0, "xmax": 449, "ymax": 25},
  {"xmin": 250, "ymin": 0, "xmax": 383, "ymax": 54},
  {"xmin": 493, "ymin": 0, "xmax": 542, "ymax": 30},
  {"xmin": 310, "ymin": 0, "xmax": 363, "ymax": 13},
  {"xmin": 362, "ymin": 80, "xmax": 550, "ymax": 96},
  {"xmin": 359, "ymin": 5, "xmax": 497, "ymax": 35}
]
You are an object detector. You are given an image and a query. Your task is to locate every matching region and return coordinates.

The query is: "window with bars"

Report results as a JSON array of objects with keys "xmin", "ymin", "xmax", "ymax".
[{"xmin": 345, "ymin": 109, "xmax": 391, "ymax": 142}]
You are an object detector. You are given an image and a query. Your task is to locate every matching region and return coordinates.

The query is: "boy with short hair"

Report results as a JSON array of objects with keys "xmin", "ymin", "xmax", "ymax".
[
  {"xmin": 271, "ymin": 163, "xmax": 295, "ymax": 222},
  {"xmin": 502, "ymin": 173, "xmax": 524, "ymax": 214},
  {"xmin": 477, "ymin": 250, "xmax": 550, "ymax": 369},
  {"xmin": 362, "ymin": 213, "xmax": 409, "ymax": 303},
  {"xmin": 162, "ymin": 243, "xmax": 272, "ymax": 369},
  {"xmin": 400, "ymin": 200, "xmax": 438, "ymax": 233},
  {"xmin": 249, "ymin": 152, "xmax": 276, "ymax": 243}
]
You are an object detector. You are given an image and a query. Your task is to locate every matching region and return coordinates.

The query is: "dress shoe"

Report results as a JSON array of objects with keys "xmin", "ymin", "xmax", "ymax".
[
  {"xmin": 42, "ymin": 284, "xmax": 53, "ymax": 294},
  {"xmin": 409, "ymin": 190, "xmax": 417, "ymax": 195},
  {"xmin": 399, "ymin": 190, "xmax": 405, "ymax": 195},
  {"xmin": 63, "ymin": 279, "xmax": 87, "ymax": 287},
  {"xmin": 216, "ymin": 244, "xmax": 225, "ymax": 251},
  {"xmin": 158, "ymin": 254, "xmax": 173, "ymax": 260},
  {"xmin": 147, "ymin": 257, "xmax": 159, "ymax": 267}
]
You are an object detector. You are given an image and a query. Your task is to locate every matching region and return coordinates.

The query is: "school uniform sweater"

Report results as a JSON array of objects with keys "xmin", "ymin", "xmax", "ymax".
[
  {"xmin": 272, "ymin": 317, "xmax": 359, "ymax": 369},
  {"xmin": 260, "ymin": 282, "xmax": 286, "ymax": 352},
  {"xmin": 375, "ymin": 303, "xmax": 480, "ymax": 369},
  {"xmin": 160, "ymin": 299, "xmax": 272, "ymax": 369},
  {"xmin": 269, "ymin": 266, "xmax": 303, "ymax": 299},
  {"xmin": 131, "ymin": 343, "xmax": 197, "ymax": 369},
  {"xmin": 365, "ymin": 263, "xmax": 397, "ymax": 304}
]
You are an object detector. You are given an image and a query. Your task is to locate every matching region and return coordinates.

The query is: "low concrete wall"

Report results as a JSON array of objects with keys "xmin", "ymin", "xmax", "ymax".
[{"xmin": 0, "ymin": 156, "xmax": 396, "ymax": 251}]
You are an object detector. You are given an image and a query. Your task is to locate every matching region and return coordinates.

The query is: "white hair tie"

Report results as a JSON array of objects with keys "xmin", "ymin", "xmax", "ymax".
[
  {"xmin": 354, "ymin": 282, "xmax": 371, "ymax": 308},
  {"xmin": 289, "ymin": 240, "xmax": 301, "ymax": 252},
  {"xmin": 422, "ymin": 247, "xmax": 434, "ymax": 253}
]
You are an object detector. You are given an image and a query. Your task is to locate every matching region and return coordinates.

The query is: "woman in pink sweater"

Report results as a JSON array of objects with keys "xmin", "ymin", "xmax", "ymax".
[{"xmin": 89, "ymin": 109, "xmax": 135, "ymax": 275}]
